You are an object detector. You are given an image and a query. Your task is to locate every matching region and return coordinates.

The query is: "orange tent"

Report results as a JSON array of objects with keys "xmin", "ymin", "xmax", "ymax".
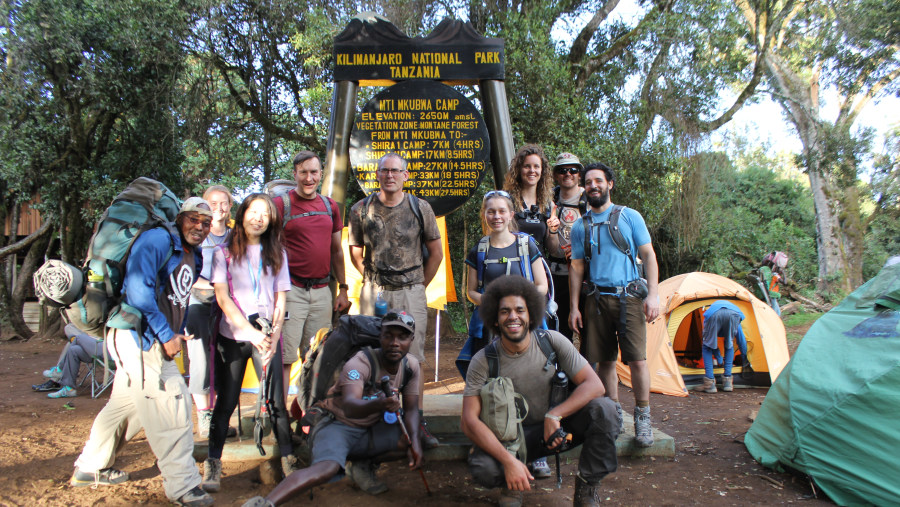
[{"xmin": 616, "ymin": 272, "xmax": 789, "ymax": 397}]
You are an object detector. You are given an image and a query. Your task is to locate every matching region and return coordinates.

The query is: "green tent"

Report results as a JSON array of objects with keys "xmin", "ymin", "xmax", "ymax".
[{"xmin": 744, "ymin": 259, "xmax": 900, "ymax": 506}]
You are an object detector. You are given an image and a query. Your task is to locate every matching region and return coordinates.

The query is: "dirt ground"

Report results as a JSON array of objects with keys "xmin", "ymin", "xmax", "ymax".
[{"xmin": 0, "ymin": 322, "xmax": 829, "ymax": 507}]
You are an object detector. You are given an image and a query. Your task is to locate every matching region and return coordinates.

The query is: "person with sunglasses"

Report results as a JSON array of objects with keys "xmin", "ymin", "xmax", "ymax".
[
  {"xmin": 201, "ymin": 193, "xmax": 296, "ymax": 493},
  {"xmin": 548, "ymin": 153, "xmax": 588, "ymax": 341},
  {"xmin": 348, "ymin": 152, "xmax": 443, "ymax": 448},
  {"xmin": 71, "ymin": 197, "xmax": 214, "ymax": 507},
  {"xmin": 241, "ymin": 310, "xmax": 424, "ymax": 507},
  {"xmin": 502, "ymin": 144, "xmax": 561, "ymax": 256}
]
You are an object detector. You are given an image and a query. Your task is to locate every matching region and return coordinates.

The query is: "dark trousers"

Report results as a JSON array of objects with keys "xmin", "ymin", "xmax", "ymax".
[
  {"xmin": 469, "ymin": 397, "xmax": 619, "ymax": 486},
  {"xmin": 551, "ymin": 273, "xmax": 575, "ymax": 340},
  {"xmin": 208, "ymin": 335, "xmax": 293, "ymax": 459}
]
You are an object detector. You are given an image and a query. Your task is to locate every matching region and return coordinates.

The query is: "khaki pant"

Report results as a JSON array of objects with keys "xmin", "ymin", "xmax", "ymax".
[
  {"xmin": 283, "ymin": 284, "xmax": 333, "ymax": 363},
  {"xmin": 359, "ymin": 281, "xmax": 427, "ymax": 363},
  {"xmin": 74, "ymin": 329, "xmax": 200, "ymax": 501}
]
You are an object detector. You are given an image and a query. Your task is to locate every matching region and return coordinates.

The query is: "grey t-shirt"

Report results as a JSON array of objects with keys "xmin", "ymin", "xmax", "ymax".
[
  {"xmin": 463, "ymin": 329, "xmax": 588, "ymax": 425},
  {"xmin": 349, "ymin": 194, "xmax": 441, "ymax": 287}
]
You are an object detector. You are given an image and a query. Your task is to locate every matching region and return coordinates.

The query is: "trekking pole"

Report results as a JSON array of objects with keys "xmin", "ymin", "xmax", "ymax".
[
  {"xmin": 254, "ymin": 363, "xmax": 268, "ymax": 456},
  {"xmin": 380, "ymin": 376, "xmax": 432, "ymax": 496}
]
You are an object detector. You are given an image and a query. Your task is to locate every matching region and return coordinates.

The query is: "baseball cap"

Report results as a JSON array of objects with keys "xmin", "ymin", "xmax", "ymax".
[
  {"xmin": 179, "ymin": 197, "xmax": 213, "ymax": 217},
  {"xmin": 382, "ymin": 310, "xmax": 415, "ymax": 334},
  {"xmin": 553, "ymin": 152, "xmax": 583, "ymax": 171}
]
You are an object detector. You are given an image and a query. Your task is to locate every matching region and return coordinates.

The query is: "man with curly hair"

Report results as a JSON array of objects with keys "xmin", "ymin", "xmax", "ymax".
[{"xmin": 461, "ymin": 275, "xmax": 619, "ymax": 507}]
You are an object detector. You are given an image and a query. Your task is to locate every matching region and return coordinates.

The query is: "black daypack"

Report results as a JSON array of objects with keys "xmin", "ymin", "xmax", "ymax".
[{"xmin": 297, "ymin": 314, "xmax": 412, "ymax": 413}]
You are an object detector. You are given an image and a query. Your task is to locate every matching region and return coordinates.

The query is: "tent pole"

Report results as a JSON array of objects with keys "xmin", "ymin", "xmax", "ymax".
[{"xmin": 434, "ymin": 310, "xmax": 441, "ymax": 383}]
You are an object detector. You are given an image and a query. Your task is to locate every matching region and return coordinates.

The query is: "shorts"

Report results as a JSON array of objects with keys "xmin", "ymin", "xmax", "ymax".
[
  {"xmin": 581, "ymin": 293, "xmax": 647, "ymax": 363},
  {"xmin": 309, "ymin": 417, "xmax": 402, "ymax": 470}
]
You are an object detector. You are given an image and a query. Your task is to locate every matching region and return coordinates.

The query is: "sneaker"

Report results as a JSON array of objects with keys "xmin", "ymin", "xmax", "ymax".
[
  {"xmin": 43, "ymin": 366, "xmax": 62, "ymax": 381},
  {"xmin": 694, "ymin": 377, "xmax": 717, "ymax": 394},
  {"xmin": 201, "ymin": 457, "xmax": 221, "ymax": 493},
  {"xmin": 573, "ymin": 474, "xmax": 601, "ymax": 507},
  {"xmin": 614, "ymin": 401, "xmax": 624, "ymax": 434},
  {"xmin": 174, "ymin": 486, "xmax": 214, "ymax": 507},
  {"xmin": 420, "ymin": 419, "xmax": 440, "ymax": 449},
  {"xmin": 241, "ymin": 496, "xmax": 275, "ymax": 507},
  {"xmin": 32, "ymin": 379, "xmax": 61, "ymax": 392},
  {"xmin": 498, "ymin": 487, "xmax": 523, "ymax": 507},
  {"xmin": 48, "ymin": 386, "xmax": 77, "ymax": 398},
  {"xmin": 528, "ymin": 456, "xmax": 552, "ymax": 479},
  {"xmin": 70, "ymin": 467, "xmax": 129, "ymax": 487},
  {"xmin": 345, "ymin": 459, "xmax": 388, "ymax": 495},
  {"xmin": 633, "ymin": 406, "xmax": 654, "ymax": 448},
  {"xmin": 281, "ymin": 453, "xmax": 302, "ymax": 476}
]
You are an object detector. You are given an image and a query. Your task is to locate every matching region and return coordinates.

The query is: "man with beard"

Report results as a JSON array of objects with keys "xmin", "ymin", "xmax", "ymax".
[
  {"xmin": 548, "ymin": 152, "xmax": 587, "ymax": 340},
  {"xmin": 568, "ymin": 163, "xmax": 660, "ymax": 448},
  {"xmin": 71, "ymin": 197, "xmax": 214, "ymax": 506},
  {"xmin": 240, "ymin": 310, "xmax": 424, "ymax": 507},
  {"xmin": 461, "ymin": 275, "xmax": 619, "ymax": 507}
]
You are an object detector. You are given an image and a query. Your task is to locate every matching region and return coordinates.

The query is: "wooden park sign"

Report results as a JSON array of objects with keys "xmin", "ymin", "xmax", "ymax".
[{"xmin": 321, "ymin": 13, "xmax": 516, "ymax": 218}]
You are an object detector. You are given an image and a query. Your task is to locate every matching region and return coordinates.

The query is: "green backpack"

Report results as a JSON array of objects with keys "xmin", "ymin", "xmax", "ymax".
[{"xmin": 479, "ymin": 342, "xmax": 530, "ymax": 463}]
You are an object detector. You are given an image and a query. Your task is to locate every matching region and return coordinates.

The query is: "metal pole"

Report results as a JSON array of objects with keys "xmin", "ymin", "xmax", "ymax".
[
  {"xmin": 434, "ymin": 310, "xmax": 441, "ymax": 383},
  {"xmin": 322, "ymin": 80, "xmax": 359, "ymax": 218},
  {"xmin": 479, "ymin": 79, "xmax": 515, "ymax": 188}
]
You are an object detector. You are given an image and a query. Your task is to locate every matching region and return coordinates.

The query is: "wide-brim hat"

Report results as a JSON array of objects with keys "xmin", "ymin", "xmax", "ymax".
[{"xmin": 553, "ymin": 152, "xmax": 583, "ymax": 171}]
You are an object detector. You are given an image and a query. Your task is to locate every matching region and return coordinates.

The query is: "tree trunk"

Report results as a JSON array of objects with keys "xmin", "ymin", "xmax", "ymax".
[{"xmin": 0, "ymin": 226, "xmax": 52, "ymax": 340}]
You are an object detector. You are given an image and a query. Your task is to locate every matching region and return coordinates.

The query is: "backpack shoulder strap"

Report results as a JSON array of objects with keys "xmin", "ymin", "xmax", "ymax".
[
  {"xmin": 399, "ymin": 356, "xmax": 412, "ymax": 394},
  {"xmin": 582, "ymin": 214, "xmax": 593, "ymax": 264},
  {"xmin": 282, "ymin": 192, "xmax": 332, "ymax": 228},
  {"xmin": 281, "ymin": 192, "xmax": 291, "ymax": 225},
  {"xmin": 517, "ymin": 233, "xmax": 534, "ymax": 281},
  {"xmin": 578, "ymin": 189, "xmax": 588, "ymax": 214},
  {"xmin": 533, "ymin": 329, "xmax": 557, "ymax": 372},
  {"xmin": 362, "ymin": 346, "xmax": 381, "ymax": 390},
  {"xmin": 476, "ymin": 236, "xmax": 490, "ymax": 291},
  {"xmin": 607, "ymin": 205, "xmax": 631, "ymax": 257},
  {"xmin": 318, "ymin": 193, "xmax": 332, "ymax": 218},
  {"xmin": 485, "ymin": 341, "xmax": 500, "ymax": 379}
]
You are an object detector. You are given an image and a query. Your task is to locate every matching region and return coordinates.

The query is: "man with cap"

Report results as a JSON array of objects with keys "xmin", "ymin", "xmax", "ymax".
[
  {"xmin": 241, "ymin": 310, "xmax": 424, "ymax": 507},
  {"xmin": 548, "ymin": 152, "xmax": 587, "ymax": 341},
  {"xmin": 70, "ymin": 197, "xmax": 214, "ymax": 507}
]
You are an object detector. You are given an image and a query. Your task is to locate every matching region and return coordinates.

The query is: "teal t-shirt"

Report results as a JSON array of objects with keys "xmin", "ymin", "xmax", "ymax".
[{"xmin": 570, "ymin": 206, "xmax": 651, "ymax": 291}]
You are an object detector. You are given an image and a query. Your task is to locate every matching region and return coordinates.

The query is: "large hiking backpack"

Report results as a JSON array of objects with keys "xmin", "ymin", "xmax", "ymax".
[
  {"xmin": 264, "ymin": 179, "xmax": 334, "ymax": 229},
  {"xmin": 297, "ymin": 314, "xmax": 412, "ymax": 414},
  {"xmin": 65, "ymin": 177, "xmax": 181, "ymax": 336}
]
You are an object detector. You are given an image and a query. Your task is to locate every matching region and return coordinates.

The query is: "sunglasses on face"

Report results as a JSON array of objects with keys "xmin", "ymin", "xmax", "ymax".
[
  {"xmin": 186, "ymin": 215, "xmax": 212, "ymax": 228},
  {"xmin": 483, "ymin": 189, "xmax": 512, "ymax": 201},
  {"xmin": 554, "ymin": 167, "xmax": 581, "ymax": 175}
]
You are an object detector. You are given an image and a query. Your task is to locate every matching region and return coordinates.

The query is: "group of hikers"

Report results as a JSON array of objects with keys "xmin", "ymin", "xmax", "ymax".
[{"xmin": 44, "ymin": 143, "xmax": 671, "ymax": 507}]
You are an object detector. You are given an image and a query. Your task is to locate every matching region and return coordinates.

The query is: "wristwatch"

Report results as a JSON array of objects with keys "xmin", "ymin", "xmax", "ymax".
[{"xmin": 338, "ymin": 283, "xmax": 349, "ymax": 290}]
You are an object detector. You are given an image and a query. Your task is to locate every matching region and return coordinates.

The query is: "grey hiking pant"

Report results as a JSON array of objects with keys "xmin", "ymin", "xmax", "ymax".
[
  {"xmin": 74, "ymin": 329, "xmax": 201, "ymax": 501},
  {"xmin": 468, "ymin": 397, "xmax": 619, "ymax": 486}
]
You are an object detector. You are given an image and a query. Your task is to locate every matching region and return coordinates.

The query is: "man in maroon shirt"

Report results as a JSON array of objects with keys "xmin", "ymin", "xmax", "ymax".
[{"xmin": 274, "ymin": 151, "xmax": 351, "ymax": 400}]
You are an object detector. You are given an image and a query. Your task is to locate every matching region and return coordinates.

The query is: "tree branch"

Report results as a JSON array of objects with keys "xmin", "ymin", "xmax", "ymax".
[
  {"xmin": 0, "ymin": 218, "xmax": 54, "ymax": 260},
  {"xmin": 568, "ymin": 0, "xmax": 621, "ymax": 64}
]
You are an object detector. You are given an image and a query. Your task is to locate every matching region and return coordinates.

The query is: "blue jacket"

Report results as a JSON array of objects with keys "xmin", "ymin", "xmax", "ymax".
[{"xmin": 123, "ymin": 226, "xmax": 201, "ymax": 351}]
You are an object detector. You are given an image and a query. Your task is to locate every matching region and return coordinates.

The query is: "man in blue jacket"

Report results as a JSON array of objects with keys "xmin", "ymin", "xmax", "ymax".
[
  {"xmin": 694, "ymin": 300, "xmax": 750, "ymax": 394},
  {"xmin": 71, "ymin": 197, "xmax": 214, "ymax": 507}
]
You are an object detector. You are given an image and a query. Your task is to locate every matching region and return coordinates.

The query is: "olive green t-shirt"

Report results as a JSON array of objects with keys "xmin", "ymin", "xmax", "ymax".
[{"xmin": 463, "ymin": 330, "xmax": 588, "ymax": 425}]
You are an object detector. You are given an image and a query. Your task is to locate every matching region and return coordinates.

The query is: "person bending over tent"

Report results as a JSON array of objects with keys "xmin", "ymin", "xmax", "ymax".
[{"xmin": 694, "ymin": 300, "xmax": 750, "ymax": 394}]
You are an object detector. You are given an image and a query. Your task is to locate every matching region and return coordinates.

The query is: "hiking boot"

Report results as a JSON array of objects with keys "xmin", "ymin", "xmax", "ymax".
[
  {"xmin": 694, "ymin": 377, "xmax": 717, "ymax": 394},
  {"xmin": 281, "ymin": 453, "xmax": 302, "ymax": 476},
  {"xmin": 420, "ymin": 419, "xmax": 440, "ymax": 449},
  {"xmin": 346, "ymin": 459, "xmax": 388, "ymax": 495},
  {"xmin": 201, "ymin": 457, "xmax": 221, "ymax": 492},
  {"xmin": 614, "ymin": 401, "xmax": 624, "ymax": 434},
  {"xmin": 574, "ymin": 474, "xmax": 602, "ymax": 507},
  {"xmin": 741, "ymin": 358, "xmax": 754, "ymax": 380},
  {"xmin": 528, "ymin": 456, "xmax": 552, "ymax": 479},
  {"xmin": 723, "ymin": 375, "xmax": 734, "ymax": 392},
  {"xmin": 48, "ymin": 386, "xmax": 77, "ymax": 398},
  {"xmin": 32, "ymin": 379, "xmax": 61, "ymax": 392},
  {"xmin": 174, "ymin": 486, "xmax": 214, "ymax": 507},
  {"xmin": 70, "ymin": 467, "xmax": 129, "ymax": 487},
  {"xmin": 633, "ymin": 406, "xmax": 654, "ymax": 448},
  {"xmin": 498, "ymin": 487, "xmax": 523, "ymax": 507},
  {"xmin": 241, "ymin": 496, "xmax": 275, "ymax": 507},
  {"xmin": 43, "ymin": 366, "xmax": 62, "ymax": 381}
]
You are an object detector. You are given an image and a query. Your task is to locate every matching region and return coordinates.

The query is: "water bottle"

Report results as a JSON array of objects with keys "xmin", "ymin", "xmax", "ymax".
[
  {"xmin": 374, "ymin": 292, "xmax": 388, "ymax": 317},
  {"xmin": 549, "ymin": 371, "xmax": 568, "ymax": 409}
]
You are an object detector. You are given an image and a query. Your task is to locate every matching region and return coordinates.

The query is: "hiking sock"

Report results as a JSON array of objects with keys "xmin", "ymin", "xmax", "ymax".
[{"xmin": 636, "ymin": 400, "xmax": 649, "ymax": 408}]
